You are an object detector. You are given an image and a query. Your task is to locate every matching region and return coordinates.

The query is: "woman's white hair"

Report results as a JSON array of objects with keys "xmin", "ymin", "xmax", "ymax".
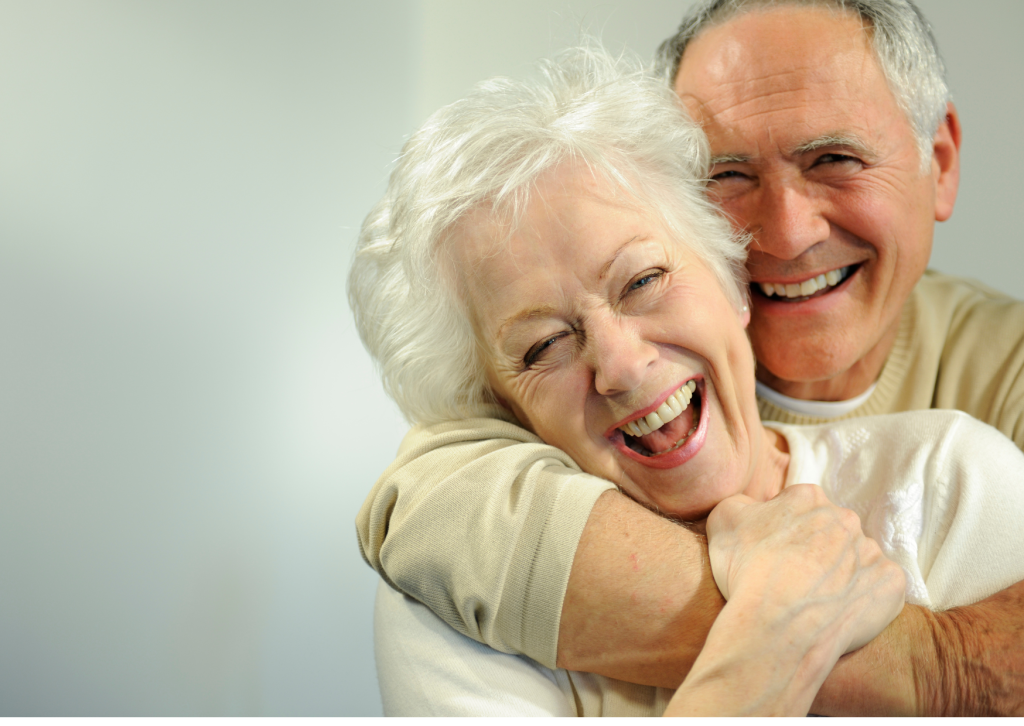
[
  {"xmin": 654, "ymin": 0, "xmax": 951, "ymax": 170},
  {"xmin": 349, "ymin": 46, "xmax": 747, "ymax": 425}
]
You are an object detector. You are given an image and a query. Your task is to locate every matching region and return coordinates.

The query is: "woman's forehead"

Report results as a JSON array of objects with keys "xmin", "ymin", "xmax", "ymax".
[{"xmin": 454, "ymin": 169, "xmax": 660, "ymax": 260}]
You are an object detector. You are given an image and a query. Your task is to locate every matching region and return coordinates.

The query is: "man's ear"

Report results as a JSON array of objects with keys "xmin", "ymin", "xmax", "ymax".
[{"xmin": 933, "ymin": 101, "xmax": 961, "ymax": 222}]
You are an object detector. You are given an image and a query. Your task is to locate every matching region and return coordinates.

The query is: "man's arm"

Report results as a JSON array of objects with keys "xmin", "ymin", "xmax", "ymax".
[
  {"xmin": 559, "ymin": 414, "xmax": 1024, "ymax": 715},
  {"xmin": 558, "ymin": 486, "xmax": 908, "ymax": 690},
  {"xmin": 559, "ymin": 499, "xmax": 1024, "ymax": 715},
  {"xmin": 359, "ymin": 414, "xmax": 1024, "ymax": 714},
  {"xmin": 556, "ymin": 490, "xmax": 722, "ymax": 682},
  {"xmin": 809, "ymin": 583, "xmax": 1024, "ymax": 716}
]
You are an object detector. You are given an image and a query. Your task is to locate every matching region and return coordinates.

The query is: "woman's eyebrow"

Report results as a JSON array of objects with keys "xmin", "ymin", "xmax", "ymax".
[
  {"xmin": 598, "ymin": 235, "xmax": 644, "ymax": 279},
  {"xmin": 495, "ymin": 304, "xmax": 558, "ymax": 341}
]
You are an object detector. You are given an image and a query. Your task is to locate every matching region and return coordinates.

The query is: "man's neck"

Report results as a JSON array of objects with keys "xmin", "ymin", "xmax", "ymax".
[{"xmin": 754, "ymin": 316, "xmax": 901, "ymax": 402}]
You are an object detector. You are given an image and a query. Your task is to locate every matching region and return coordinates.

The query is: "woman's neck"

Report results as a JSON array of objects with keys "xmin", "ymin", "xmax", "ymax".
[{"xmin": 743, "ymin": 425, "xmax": 791, "ymax": 502}]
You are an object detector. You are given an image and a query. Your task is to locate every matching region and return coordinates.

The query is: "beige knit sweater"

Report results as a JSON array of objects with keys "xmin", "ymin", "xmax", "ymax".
[{"xmin": 357, "ymin": 270, "xmax": 1024, "ymax": 669}]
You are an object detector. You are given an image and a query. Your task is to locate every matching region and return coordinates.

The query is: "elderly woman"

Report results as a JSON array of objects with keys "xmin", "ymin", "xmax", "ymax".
[{"xmin": 351, "ymin": 48, "xmax": 1024, "ymax": 716}]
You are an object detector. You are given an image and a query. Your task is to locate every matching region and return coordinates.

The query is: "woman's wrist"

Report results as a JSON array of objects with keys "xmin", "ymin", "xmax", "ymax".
[{"xmin": 665, "ymin": 592, "xmax": 841, "ymax": 716}]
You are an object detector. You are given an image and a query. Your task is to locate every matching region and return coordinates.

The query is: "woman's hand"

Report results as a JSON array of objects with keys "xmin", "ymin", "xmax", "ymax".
[{"xmin": 665, "ymin": 484, "xmax": 905, "ymax": 716}]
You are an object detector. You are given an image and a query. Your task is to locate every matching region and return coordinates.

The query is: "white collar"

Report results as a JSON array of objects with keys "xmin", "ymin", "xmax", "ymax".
[{"xmin": 755, "ymin": 380, "xmax": 878, "ymax": 419}]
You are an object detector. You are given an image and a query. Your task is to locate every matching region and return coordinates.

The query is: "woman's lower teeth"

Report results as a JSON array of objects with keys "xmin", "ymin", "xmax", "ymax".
[{"xmin": 659, "ymin": 423, "xmax": 698, "ymax": 454}]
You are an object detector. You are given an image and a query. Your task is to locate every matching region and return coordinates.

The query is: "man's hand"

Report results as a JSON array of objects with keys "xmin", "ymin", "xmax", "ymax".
[{"xmin": 664, "ymin": 486, "xmax": 906, "ymax": 716}]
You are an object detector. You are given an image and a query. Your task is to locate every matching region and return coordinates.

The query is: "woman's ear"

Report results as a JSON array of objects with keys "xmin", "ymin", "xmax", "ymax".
[{"xmin": 740, "ymin": 302, "xmax": 751, "ymax": 328}]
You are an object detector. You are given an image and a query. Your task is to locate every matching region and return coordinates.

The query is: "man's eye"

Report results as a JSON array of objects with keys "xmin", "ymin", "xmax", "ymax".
[
  {"xmin": 707, "ymin": 170, "xmax": 753, "ymax": 200},
  {"xmin": 815, "ymin": 153, "xmax": 859, "ymax": 166},
  {"xmin": 524, "ymin": 332, "xmax": 568, "ymax": 367},
  {"xmin": 710, "ymin": 170, "xmax": 747, "ymax": 181}
]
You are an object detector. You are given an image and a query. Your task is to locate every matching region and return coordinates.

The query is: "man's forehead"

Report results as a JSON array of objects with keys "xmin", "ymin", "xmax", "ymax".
[
  {"xmin": 673, "ymin": 6, "xmax": 901, "ymax": 159},
  {"xmin": 674, "ymin": 6, "xmax": 878, "ymax": 110}
]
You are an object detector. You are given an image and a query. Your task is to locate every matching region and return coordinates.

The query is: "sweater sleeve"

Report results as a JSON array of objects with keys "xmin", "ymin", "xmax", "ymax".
[{"xmin": 356, "ymin": 406, "xmax": 616, "ymax": 668}]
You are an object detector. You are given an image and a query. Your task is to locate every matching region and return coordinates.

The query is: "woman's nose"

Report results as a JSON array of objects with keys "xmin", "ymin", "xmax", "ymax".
[
  {"xmin": 746, "ymin": 176, "xmax": 830, "ymax": 262},
  {"xmin": 590, "ymin": 320, "xmax": 657, "ymax": 396}
]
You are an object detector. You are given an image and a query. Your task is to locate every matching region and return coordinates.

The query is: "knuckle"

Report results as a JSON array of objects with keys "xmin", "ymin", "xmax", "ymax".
[
  {"xmin": 839, "ymin": 506, "xmax": 863, "ymax": 531},
  {"xmin": 787, "ymin": 483, "xmax": 823, "ymax": 504}
]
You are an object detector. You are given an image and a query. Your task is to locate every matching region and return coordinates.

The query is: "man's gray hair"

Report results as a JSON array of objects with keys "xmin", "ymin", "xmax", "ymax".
[
  {"xmin": 654, "ymin": 0, "xmax": 951, "ymax": 168},
  {"xmin": 349, "ymin": 46, "xmax": 747, "ymax": 425}
]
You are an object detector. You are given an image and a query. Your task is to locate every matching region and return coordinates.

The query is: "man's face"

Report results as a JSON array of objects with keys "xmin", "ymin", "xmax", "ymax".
[{"xmin": 674, "ymin": 6, "xmax": 959, "ymax": 400}]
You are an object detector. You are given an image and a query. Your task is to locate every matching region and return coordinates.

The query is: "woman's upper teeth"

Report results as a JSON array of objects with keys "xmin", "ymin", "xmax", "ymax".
[
  {"xmin": 622, "ymin": 380, "xmax": 697, "ymax": 437},
  {"xmin": 758, "ymin": 266, "xmax": 851, "ymax": 299}
]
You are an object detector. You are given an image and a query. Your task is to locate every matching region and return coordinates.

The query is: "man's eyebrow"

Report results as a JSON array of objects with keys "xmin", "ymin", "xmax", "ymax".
[
  {"xmin": 709, "ymin": 135, "xmax": 875, "ymax": 166},
  {"xmin": 792, "ymin": 133, "xmax": 873, "ymax": 157},
  {"xmin": 709, "ymin": 153, "xmax": 750, "ymax": 166},
  {"xmin": 495, "ymin": 304, "xmax": 558, "ymax": 341}
]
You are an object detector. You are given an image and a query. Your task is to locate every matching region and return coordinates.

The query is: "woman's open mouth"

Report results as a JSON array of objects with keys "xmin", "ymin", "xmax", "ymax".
[{"xmin": 608, "ymin": 379, "xmax": 709, "ymax": 469}]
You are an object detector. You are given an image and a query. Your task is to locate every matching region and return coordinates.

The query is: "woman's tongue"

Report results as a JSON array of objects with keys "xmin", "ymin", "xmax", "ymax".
[{"xmin": 639, "ymin": 405, "xmax": 696, "ymax": 454}]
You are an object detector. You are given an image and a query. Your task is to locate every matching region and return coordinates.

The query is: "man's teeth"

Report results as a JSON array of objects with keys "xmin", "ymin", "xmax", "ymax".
[
  {"xmin": 758, "ymin": 266, "xmax": 851, "ymax": 299},
  {"xmin": 621, "ymin": 380, "xmax": 697, "ymax": 437}
]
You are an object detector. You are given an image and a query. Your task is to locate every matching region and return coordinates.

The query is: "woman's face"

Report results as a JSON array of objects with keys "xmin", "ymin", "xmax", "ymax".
[{"xmin": 453, "ymin": 168, "xmax": 764, "ymax": 519}]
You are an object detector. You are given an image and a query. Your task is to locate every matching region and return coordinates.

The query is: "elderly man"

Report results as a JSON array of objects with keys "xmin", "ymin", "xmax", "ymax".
[{"xmin": 357, "ymin": 0, "xmax": 1024, "ymax": 715}]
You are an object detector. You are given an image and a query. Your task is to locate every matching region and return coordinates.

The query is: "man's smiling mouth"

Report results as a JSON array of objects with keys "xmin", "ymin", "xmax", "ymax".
[
  {"xmin": 755, "ymin": 264, "xmax": 856, "ymax": 302},
  {"xmin": 618, "ymin": 380, "xmax": 700, "ymax": 457}
]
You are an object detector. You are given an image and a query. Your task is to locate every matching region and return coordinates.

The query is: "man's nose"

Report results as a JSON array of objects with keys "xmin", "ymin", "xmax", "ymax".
[
  {"xmin": 590, "ymin": 318, "xmax": 657, "ymax": 396},
  {"xmin": 748, "ymin": 176, "xmax": 830, "ymax": 261}
]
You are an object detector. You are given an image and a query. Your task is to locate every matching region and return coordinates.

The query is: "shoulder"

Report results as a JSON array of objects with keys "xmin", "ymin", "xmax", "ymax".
[
  {"xmin": 770, "ymin": 411, "xmax": 1020, "ymax": 494},
  {"xmin": 784, "ymin": 409, "xmax": 1005, "ymax": 452},
  {"xmin": 913, "ymin": 273, "xmax": 1024, "ymax": 445},
  {"xmin": 913, "ymin": 270, "xmax": 1024, "ymax": 333},
  {"xmin": 915, "ymin": 269, "xmax": 1018, "ymax": 306},
  {"xmin": 392, "ymin": 404, "xmax": 584, "ymax": 477}
]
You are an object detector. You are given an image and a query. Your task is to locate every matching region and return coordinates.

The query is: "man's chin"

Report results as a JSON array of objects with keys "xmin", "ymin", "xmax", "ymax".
[{"xmin": 750, "ymin": 334, "xmax": 866, "ymax": 401}]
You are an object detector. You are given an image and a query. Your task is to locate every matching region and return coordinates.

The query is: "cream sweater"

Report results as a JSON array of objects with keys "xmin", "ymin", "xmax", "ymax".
[
  {"xmin": 374, "ymin": 411, "xmax": 1024, "ymax": 716},
  {"xmin": 357, "ymin": 271, "xmax": 1024, "ymax": 669},
  {"xmin": 756, "ymin": 271, "xmax": 1024, "ymax": 447}
]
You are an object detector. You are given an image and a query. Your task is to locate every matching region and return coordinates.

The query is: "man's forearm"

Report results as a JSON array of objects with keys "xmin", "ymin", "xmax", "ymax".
[
  {"xmin": 813, "ymin": 580, "xmax": 1024, "ymax": 716},
  {"xmin": 557, "ymin": 491, "xmax": 1024, "ymax": 714},
  {"xmin": 556, "ymin": 490, "xmax": 723, "ymax": 686}
]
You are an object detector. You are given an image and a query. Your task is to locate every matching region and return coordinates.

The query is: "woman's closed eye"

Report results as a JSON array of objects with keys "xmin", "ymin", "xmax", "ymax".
[{"xmin": 524, "ymin": 331, "xmax": 571, "ymax": 367}]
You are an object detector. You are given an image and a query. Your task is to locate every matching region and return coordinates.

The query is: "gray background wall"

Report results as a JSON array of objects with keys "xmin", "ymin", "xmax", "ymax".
[{"xmin": 0, "ymin": 0, "xmax": 1019, "ymax": 716}]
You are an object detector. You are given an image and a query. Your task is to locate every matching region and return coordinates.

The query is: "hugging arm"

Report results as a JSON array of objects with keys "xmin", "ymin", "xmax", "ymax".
[
  {"xmin": 809, "ymin": 589, "xmax": 1024, "ymax": 716},
  {"xmin": 359, "ymin": 412, "xmax": 1024, "ymax": 715},
  {"xmin": 664, "ymin": 486, "xmax": 904, "ymax": 717},
  {"xmin": 810, "ymin": 416, "xmax": 1024, "ymax": 716}
]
